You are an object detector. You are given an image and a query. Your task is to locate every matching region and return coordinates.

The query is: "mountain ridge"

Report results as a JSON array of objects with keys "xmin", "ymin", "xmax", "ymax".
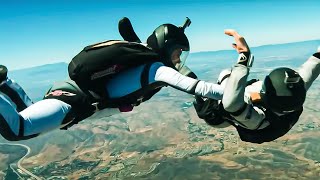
[
  {"xmin": 191, "ymin": 39, "xmax": 320, "ymax": 54},
  {"xmin": 10, "ymin": 39, "xmax": 320, "ymax": 72}
]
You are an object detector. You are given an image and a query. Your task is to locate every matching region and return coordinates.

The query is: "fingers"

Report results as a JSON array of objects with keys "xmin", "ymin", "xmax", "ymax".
[
  {"xmin": 231, "ymin": 43, "xmax": 240, "ymax": 53},
  {"xmin": 232, "ymin": 43, "xmax": 237, "ymax": 49},
  {"xmin": 224, "ymin": 29, "xmax": 240, "ymax": 37},
  {"xmin": 225, "ymin": 29, "xmax": 250, "ymax": 53}
]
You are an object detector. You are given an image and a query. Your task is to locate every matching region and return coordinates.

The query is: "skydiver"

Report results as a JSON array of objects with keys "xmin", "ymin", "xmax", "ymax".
[
  {"xmin": 0, "ymin": 18, "xmax": 226, "ymax": 141},
  {"xmin": 194, "ymin": 29, "xmax": 320, "ymax": 144}
]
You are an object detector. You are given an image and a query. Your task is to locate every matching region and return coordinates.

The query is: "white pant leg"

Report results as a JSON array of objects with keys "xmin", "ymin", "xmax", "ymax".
[
  {"xmin": 0, "ymin": 94, "xmax": 21, "ymax": 136},
  {"xmin": 20, "ymin": 99, "xmax": 71, "ymax": 136}
]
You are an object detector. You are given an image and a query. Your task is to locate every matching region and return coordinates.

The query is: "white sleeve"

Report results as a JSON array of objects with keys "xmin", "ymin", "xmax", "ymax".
[
  {"xmin": 154, "ymin": 66, "xmax": 224, "ymax": 100},
  {"xmin": 297, "ymin": 55, "xmax": 320, "ymax": 91}
]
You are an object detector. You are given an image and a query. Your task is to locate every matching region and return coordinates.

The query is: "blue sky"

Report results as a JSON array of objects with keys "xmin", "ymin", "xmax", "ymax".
[{"xmin": 1, "ymin": 0, "xmax": 319, "ymax": 70}]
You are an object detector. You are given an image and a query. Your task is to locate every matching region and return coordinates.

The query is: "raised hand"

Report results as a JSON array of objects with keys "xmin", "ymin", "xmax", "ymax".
[
  {"xmin": 224, "ymin": 29, "xmax": 250, "ymax": 53},
  {"xmin": 224, "ymin": 29, "xmax": 253, "ymax": 67}
]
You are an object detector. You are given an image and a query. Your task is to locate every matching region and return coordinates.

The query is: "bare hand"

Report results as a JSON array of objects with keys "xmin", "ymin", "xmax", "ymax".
[{"xmin": 224, "ymin": 29, "xmax": 250, "ymax": 53}]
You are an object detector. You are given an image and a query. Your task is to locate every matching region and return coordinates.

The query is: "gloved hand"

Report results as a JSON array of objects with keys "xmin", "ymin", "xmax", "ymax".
[
  {"xmin": 193, "ymin": 96, "xmax": 228, "ymax": 126},
  {"xmin": 224, "ymin": 29, "xmax": 254, "ymax": 67},
  {"xmin": 0, "ymin": 65, "xmax": 8, "ymax": 83},
  {"xmin": 193, "ymin": 95, "xmax": 205, "ymax": 111}
]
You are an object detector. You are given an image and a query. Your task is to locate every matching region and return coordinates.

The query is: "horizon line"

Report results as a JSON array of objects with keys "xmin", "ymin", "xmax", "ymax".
[{"xmin": 10, "ymin": 38, "xmax": 320, "ymax": 71}]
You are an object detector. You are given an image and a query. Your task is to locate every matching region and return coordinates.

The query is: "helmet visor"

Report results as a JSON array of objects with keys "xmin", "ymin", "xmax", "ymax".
[{"xmin": 172, "ymin": 48, "xmax": 189, "ymax": 70}]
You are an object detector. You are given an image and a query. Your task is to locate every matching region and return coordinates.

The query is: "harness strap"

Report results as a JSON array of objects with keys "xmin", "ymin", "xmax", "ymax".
[
  {"xmin": 218, "ymin": 74, "xmax": 231, "ymax": 85},
  {"xmin": 141, "ymin": 63, "xmax": 152, "ymax": 88},
  {"xmin": 0, "ymin": 83, "xmax": 27, "ymax": 112}
]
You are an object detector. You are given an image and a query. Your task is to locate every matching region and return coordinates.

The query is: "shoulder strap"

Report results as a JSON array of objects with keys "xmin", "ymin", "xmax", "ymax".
[{"xmin": 0, "ymin": 83, "xmax": 28, "ymax": 112}]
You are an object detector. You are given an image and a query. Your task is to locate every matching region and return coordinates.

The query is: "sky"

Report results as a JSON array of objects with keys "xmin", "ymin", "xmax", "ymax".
[{"xmin": 1, "ymin": 0, "xmax": 319, "ymax": 70}]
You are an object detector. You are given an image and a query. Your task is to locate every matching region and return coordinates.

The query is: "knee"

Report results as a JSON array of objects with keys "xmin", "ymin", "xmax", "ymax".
[
  {"xmin": 222, "ymin": 100, "xmax": 233, "ymax": 113},
  {"xmin": 222, "ymin": 97, "xmax": 243, "ymax": 113}
]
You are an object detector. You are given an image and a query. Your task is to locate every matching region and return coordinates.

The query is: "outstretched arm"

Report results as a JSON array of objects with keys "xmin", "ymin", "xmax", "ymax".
[
  {"xmin": 105, "ymin": 62, "xmax": 224, "ymax": 100},
  {"xmin": 154, "ymin": 64, "xmax": 224, "ymax": 100}
]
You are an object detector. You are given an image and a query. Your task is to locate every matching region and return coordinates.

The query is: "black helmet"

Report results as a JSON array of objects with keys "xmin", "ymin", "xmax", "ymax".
[
  {"xmin": 262, "ymin": 67, "xmax": 306, "ymax": 114},
  {"xmin": 0, "ymin": 65, "xmax": 8, "ymax": 82},
  {"xmin": 147, "ymin": 18, "xmax": 191, "ymax": 70}
]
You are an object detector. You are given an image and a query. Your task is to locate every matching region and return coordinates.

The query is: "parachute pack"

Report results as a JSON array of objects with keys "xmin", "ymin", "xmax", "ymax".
[
  {"xmin": 68, "ymin": 40, "xmax": 160, "ymax": 92},
  {"xmin": 68, "ymin": 17, "xmax": 192, "ymax": 95}
]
